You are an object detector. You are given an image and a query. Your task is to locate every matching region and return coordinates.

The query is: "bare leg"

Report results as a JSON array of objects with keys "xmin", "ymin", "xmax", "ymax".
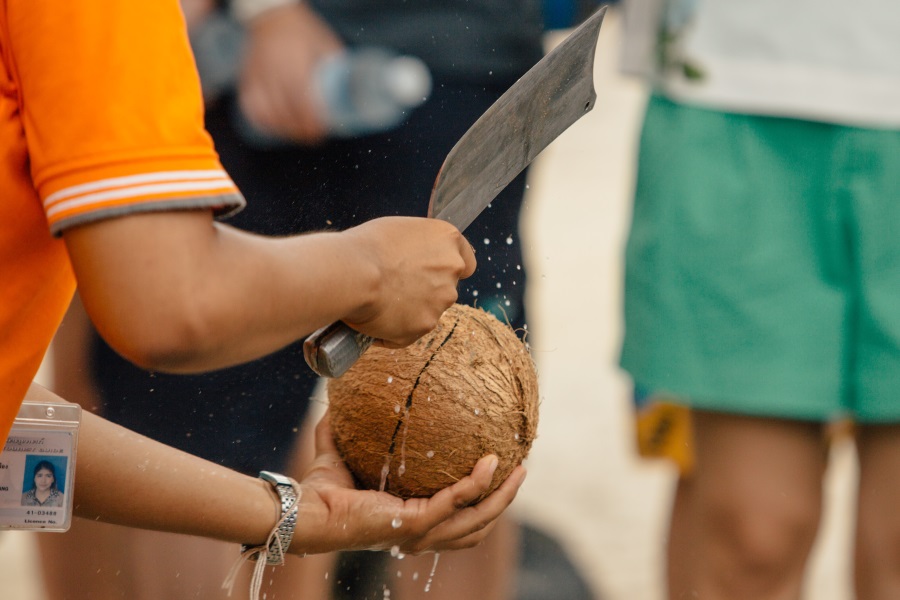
[
  {"xmin": 38, "ymin": 518, "xmax": 136, "ymax": 600},
  {"xmin": 667, "ymin": 475, "xmax": 698, "ymax": 600},
  {"xmin": 686, "ymin": 410, "xmax": 827, "ymax": 600},
  {"xmin": 854, "ymin": 424, "xmax": 900, "ymax": 600},
  {"xmin": 38, "ymin": 517, "xmax": 247, "ymax": 600}
]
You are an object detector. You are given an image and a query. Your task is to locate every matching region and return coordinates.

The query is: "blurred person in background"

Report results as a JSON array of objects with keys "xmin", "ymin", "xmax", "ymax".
[
  {"xmin": 619, "ymin": 1, "xmax": 900, "ymax": 599},
  {"xmin": 40, "ymin": 0, "xmax": 595, "ymax": 599}
]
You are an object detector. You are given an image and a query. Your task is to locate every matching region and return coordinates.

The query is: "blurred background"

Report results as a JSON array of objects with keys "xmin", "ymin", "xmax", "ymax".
[{"xmin": 0, "ymin": 7, "xmax": 859, "ymax": 599}]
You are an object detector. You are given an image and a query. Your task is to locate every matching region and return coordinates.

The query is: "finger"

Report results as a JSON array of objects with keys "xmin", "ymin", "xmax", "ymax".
[
  {"xmin": 314, "ymin": 410, "xmax": 337, "ymax": 454},
  {"xmin": 457, "ymin": 235, "xmax": 477, "ymax": 280},
  {"xmin": 437, "ymin": 453, "xmax": 499, "ymax": 508},
  {"xmin": 399, "ymin": 521, "xmax": 496, "ymax": 555},
  {"xmin": 370, "ymin": 337, "xmax": 407, "ymax": 350},
  {"xmin": 378, "ymin": 339, "xmax": 407, "ymax": 350},
  {"xmin": 239, "ymin": 66, "xmax": 296, "ymax": 137},
  {"xmin": 411, "ymin": 464, "xmax": 526, "ymax": 551},
  {"xmin": 302, "ymin": 411, "xmax": 356, "ymax": 487},
  {"xmin": 428, "ymin": 520, "xmax": 497, "ymax": 551},
  {"xmin": 283, "ymin": 76, "xmax": 329, "ymax": 142},
  {"xmin": 400, "ymin": 455, "xmax": 499, "ymax": 534},
  {"xmin": 238, "ymin": 83, "xmax": 279, "ymax": 136}
]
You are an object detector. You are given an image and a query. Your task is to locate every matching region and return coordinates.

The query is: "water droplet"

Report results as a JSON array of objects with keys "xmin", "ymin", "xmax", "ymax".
[
  {"xmin": 424, "ymin": 553, "xmax": 440, "ymax": 592},
  {"xmin": 413, "ymin": 572, "xmax": 420, "ymax": 581},
  {"xmin": 380, "ymin": 457, "xmax": 391, "ymax": 492},
  {"xmin": 390, "ymin": 545, "xmax": 401, "ymax": 557},
  {"xmin": 399, "ymin": 409, "xmax": 411, "ymax": 479},
  {"xmin": 392, "ymin": 517, "xmax": 403, "ymax": 529}
]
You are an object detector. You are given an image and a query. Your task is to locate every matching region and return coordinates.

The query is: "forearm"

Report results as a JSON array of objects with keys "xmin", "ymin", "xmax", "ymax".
[
  {"xmin": 29, "ymin": 384, "xmax": 525, "ymax": 558},
  {"xmin": 64, "ymin": 209, "xmax": 474, "ymax": 374},
  {"xmin": 64, "ymin": 211, "xmax": 379, "ymax": 372},
  {"xmin": 72, "ymin": 401, "xmax": 277, "ymax": 546}
]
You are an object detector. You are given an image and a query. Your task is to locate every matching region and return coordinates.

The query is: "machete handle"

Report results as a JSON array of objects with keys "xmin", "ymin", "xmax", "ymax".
[{"xmin": 303, "ymin": 321, "xmax": 375, "ymax": 378}]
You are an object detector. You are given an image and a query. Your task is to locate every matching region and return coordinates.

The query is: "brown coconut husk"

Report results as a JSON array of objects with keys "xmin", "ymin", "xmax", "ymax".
[{"xmin": 327, "ymin": 304, "xmax": 539, "ymax": 499}]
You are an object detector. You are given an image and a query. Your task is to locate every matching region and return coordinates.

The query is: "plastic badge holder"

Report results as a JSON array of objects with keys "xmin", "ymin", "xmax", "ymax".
[{"xmin": 0, "ymin": 399, "xmax": 81, "ymax": 532}]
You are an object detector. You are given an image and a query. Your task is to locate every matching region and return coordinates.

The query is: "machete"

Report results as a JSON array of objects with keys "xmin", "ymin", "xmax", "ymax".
[{"xmin": 303, "ymin": 6, "xmax": 607, "ymax": 378}]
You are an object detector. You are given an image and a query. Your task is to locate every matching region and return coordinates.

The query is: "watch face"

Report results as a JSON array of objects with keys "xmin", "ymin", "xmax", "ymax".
[{"xmin": 259, "ymin": 471, "xmax": 292, "ymax": 486}]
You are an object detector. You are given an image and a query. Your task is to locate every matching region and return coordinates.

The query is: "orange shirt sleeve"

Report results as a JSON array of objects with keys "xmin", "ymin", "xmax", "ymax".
[{"xmin": 6, "ymin": 0, "xmax": 244, "ymax": 234}]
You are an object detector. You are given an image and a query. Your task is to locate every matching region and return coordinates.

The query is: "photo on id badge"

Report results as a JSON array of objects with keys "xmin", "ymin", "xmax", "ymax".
[
  {"xmin": 20, "ymin": 455, "xmax": 67, "ymax": 507},
  {"xmin": 0, "ymin": 425, "xmax": 76, "ymax": 530}
]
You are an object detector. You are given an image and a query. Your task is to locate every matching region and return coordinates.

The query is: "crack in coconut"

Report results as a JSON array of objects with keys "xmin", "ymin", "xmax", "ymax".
[
  {"xmin": 328, "ymin": 303, "xmax": 539, "ymax": 499},
  {"xmin": 382, "ymin": 317, "xmax": 460, "ymax": 491}
]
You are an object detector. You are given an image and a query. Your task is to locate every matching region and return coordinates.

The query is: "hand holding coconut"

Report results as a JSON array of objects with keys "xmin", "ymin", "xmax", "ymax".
[{"xmin": 288, "ymin": 415, "xmax": 526, "ymax": 555}]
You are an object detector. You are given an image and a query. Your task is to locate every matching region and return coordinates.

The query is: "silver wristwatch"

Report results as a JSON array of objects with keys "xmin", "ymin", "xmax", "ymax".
[{"xmin": 245, "ymin": 470, "xmax": 299, "ymax": 565}]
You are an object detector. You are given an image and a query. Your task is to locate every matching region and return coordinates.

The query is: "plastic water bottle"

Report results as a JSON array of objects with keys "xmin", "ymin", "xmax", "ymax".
[
  {"xmin": 312, "ymin": 48, "xmax": 432, "ymax": 138},
  {"xmin": 234, "ymin": 47, "xmax": 432, "ymax": 147}
]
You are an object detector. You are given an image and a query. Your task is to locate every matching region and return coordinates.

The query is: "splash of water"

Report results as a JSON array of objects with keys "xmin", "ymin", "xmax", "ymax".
[
  {"xmin": 424, "ymin": 553, "xmax": 440, "ymax": 592},
  {"xmin": 379, "ymin": 456, "xmax": 391, "ymax": 492}
]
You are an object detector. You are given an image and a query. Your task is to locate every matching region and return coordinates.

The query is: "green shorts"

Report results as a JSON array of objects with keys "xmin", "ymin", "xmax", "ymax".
[{"xmin": 620, "ymin": 94, "xmax": 900, "ymax": 423}]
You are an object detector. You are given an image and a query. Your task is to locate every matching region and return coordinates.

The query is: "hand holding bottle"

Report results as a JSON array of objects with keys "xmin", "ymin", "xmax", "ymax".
[
  {"xmin": 237, "ymin": 2, "xmax": 344, "ymax": 143},
  {"xmin": 236, "ymin": 2, "xmax": 432, "ymax": 146}
]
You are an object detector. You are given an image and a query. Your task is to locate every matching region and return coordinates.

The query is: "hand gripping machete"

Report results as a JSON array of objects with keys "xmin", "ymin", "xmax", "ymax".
[{"xmin": 303, "ymin": 7, "xmax": 607, "ymax": 378}]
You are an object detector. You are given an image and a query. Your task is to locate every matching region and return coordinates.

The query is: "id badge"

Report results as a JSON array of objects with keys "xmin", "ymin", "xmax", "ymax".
[{"xmin": 0, "ymin": 397, "xmax": 81, "ymax": 532}]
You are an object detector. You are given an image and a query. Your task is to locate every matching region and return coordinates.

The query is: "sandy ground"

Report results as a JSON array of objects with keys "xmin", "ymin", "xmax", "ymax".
[{"xmin": 1, "ymin": 9, "xmax": 859, "ymax": 600}]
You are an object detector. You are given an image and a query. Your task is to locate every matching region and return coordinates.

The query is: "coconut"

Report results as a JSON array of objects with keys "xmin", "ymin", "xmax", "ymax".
[{"xmin": 327, "ymin": 304, "xmax": 539, "ymax": 499}]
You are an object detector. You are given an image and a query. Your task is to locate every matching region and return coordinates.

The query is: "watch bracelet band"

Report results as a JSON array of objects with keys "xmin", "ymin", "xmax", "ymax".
[
  {"xmin": 242, "ymin": 470, "xmax": 299, "ymax": 565},
  {"xmin": 231, "ymin": 0, "xmax": 299, "ymax": 25}
]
